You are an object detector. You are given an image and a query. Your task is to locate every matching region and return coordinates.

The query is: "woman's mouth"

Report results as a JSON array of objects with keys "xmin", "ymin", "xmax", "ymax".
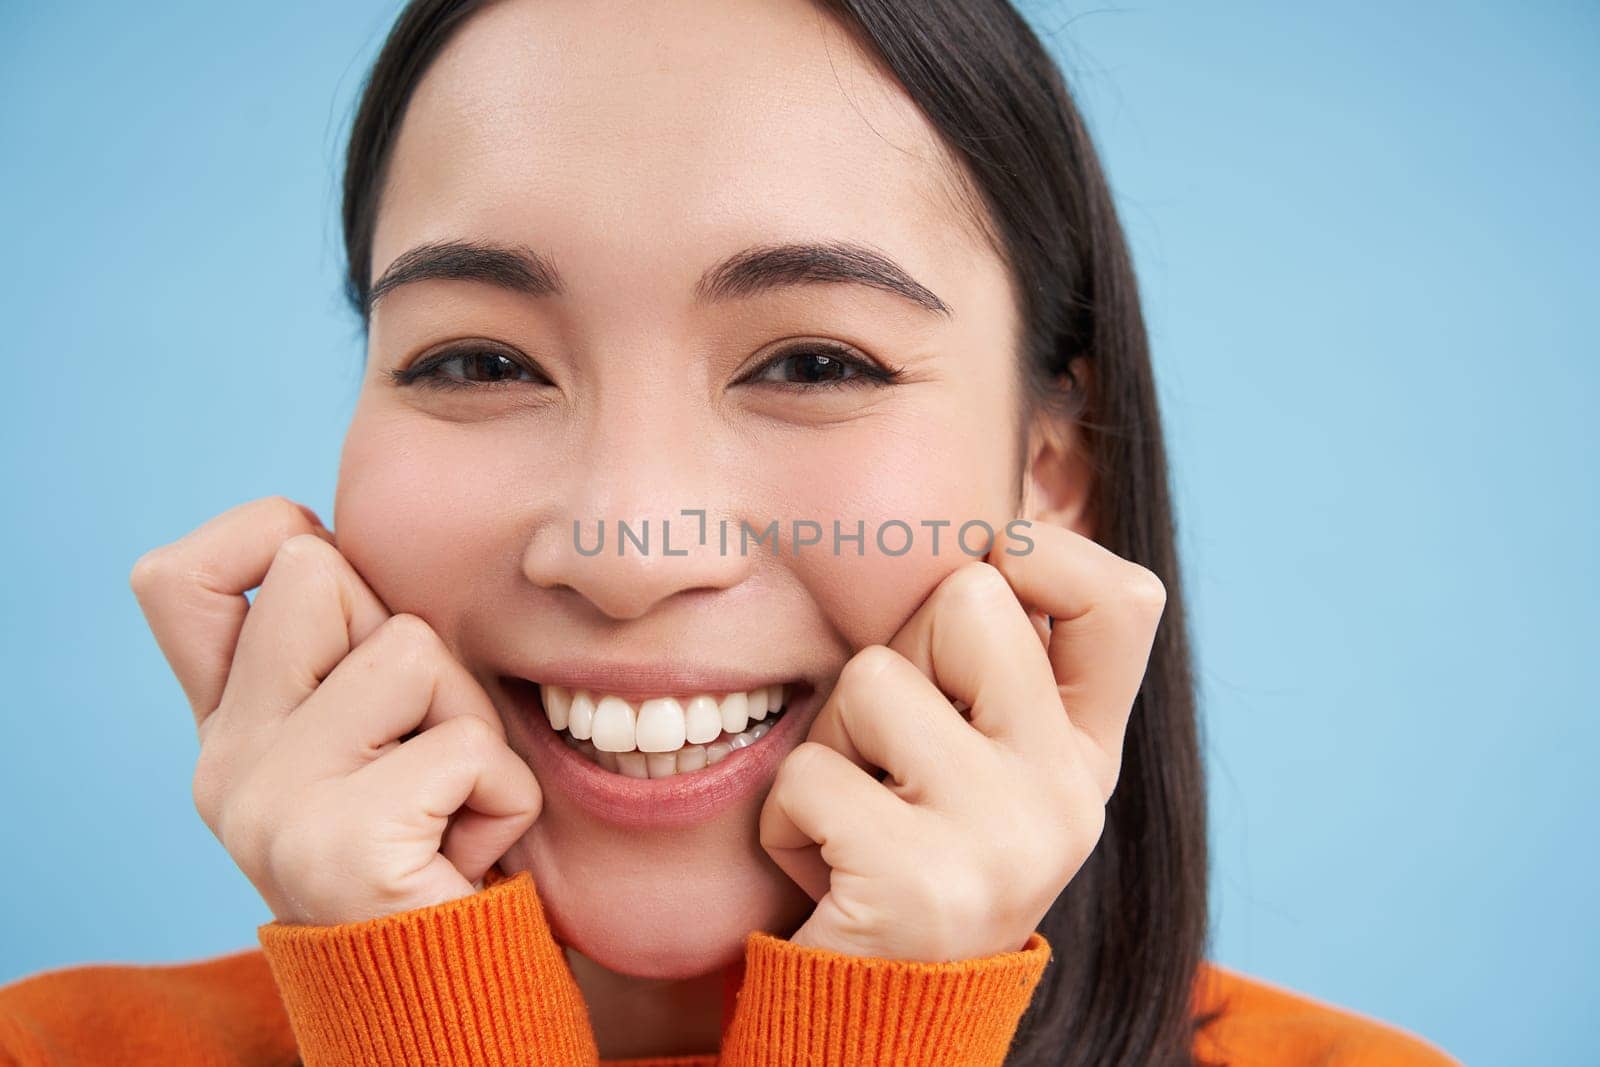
[
  {"xmin": 497, "ymin": 674, "xmax": 817, "ymax": 829},
  {"xmin": 542, "ymin": 684, "xmax": 792, "ymax": 779}
]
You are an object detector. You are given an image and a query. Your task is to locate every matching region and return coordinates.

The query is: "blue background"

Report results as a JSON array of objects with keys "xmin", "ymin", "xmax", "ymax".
[{"xmin": 2, "ymin": 3, "xmax": 1593, "ymax": 1062}]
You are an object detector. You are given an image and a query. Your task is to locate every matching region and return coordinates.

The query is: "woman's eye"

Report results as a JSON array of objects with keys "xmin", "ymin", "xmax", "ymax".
[
  {"xmin": 386, "ymin": 342, "xmax": 898, "ymax": 392},
  {"xmin": 745, "ymin": 344, "xmax": 903, "ymax": 389},
  {"xmin": 386, "ymin": 348, "xmax": 548, "ymax": 390}
]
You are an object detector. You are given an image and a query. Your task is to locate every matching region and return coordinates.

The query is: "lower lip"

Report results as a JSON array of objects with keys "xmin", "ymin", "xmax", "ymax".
[{"xmin": 501, "ymin": 678, "xmax": 818, "ymax": 831}]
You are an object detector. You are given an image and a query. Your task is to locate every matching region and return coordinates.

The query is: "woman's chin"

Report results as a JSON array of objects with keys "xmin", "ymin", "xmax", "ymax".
[
  {"xmin": 557, "ymin": 906, "xmax": 764, "ymax": 979},
  {"xmin": 504, "ymin": 811, "xmax": 815, "ymax": 980}
]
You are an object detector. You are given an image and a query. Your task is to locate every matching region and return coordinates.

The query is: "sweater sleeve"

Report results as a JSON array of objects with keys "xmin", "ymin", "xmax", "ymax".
[
  {"xmin": 0, "ymin": 946, "xmax": 301, "ymax": 1067},
  {"xmin": 255, "ymin": 870, "xmax": 598, "ymax": 1067},
  {"xmin": 717, "ymin": 929, "xmax": 1052, "ymax": 1066}
]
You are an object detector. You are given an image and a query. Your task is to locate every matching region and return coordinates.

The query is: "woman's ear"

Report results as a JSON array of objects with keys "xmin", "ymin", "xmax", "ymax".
[{"xmin": 1018, "ymin": 363, "xmax": 1094, "ymax": 540}]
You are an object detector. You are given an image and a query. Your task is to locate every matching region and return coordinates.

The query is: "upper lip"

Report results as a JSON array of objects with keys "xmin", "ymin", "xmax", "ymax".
[{"xmin": 499, "ymin": 661, "xmax": 806, "ymax": 702}]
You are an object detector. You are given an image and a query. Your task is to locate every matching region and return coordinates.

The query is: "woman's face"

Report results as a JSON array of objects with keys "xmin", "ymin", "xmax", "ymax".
[{"xmin": 335, "ymin": 0, "xmax": 1039, "ymax": 979}]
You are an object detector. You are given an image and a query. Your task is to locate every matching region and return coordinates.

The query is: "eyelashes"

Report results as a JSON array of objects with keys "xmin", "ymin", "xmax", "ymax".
[
  {"xmin": 383, "ymin": 346, "xmax": 547, "ymax": 391},
  {"xmin": 740, "ymin": 341, "xmax": 904, "ymax": 389},
  {"xmin": 385, "ymin": 340, "xmax": 905, "ymax": 393}
]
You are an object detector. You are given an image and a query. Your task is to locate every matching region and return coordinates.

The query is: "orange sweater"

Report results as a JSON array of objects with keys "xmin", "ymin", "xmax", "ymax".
[{"xmin": 0, "ymin": 868, "xmax": 1459, "ymax": 1066}]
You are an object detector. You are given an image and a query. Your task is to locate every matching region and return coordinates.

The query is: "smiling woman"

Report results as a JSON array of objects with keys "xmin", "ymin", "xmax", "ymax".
[{"xmin": 0, "ymin": 1, "xmax": 1463, "ymax": 1066}]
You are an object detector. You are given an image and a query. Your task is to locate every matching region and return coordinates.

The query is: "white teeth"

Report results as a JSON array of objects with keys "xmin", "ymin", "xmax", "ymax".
[
  {"xmin": 685, "ymin": 695, "xmax": 722, "ymax": 745},
  {"xmin": 591, "ymin": 696, "xmax": 636, "ymax": 752},
  {"xmin": 538, "ymin": 682, "xmax": 791, "ymax": 775},
  {"xmin": 567, "ymin": 691, "xmax": 595, "ymax": 741},
  {"xmin": 636, "ymin": 697, "xmax": 688, "ymax": 752},
  {"xmin": 544, "ymin": 686, "xmax": 571, "ymax": 731},
  {"xmin": 720, "ymin": 691, "xmax": 749, "ymax": 734},
  {"xmin": 730, "ymin": 719, "xmax": 772, "ymax": 749},
  {"xmin": 558, "ymin": 719, "xmax": 773, "ymax": 776}
]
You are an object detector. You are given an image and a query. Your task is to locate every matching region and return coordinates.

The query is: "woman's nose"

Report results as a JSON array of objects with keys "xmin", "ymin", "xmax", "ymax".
[{"xmin": 519, "ymin": 406, "xmax": 756, "ymax": 621}]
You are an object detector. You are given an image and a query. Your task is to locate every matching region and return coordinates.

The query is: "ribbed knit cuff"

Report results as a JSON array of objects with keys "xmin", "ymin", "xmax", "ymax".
[
  {"xmin": 720, "ymin": 930, "xmax": 1052, "ymax": 1066},
  {"xmin": 257, "ymin": 872, "xmax": 598, "ymax": 1067}
]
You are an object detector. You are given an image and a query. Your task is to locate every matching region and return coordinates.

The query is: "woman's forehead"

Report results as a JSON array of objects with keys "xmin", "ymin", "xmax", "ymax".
[{"xmin": 371, "ymin": 0, "xmax": 992, "ymax": 300}]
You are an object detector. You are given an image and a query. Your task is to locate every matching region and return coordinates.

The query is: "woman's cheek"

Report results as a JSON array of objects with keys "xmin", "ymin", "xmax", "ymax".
[
  {"xmin": 333, "ymin": 409, "xmax": 539, "ymax": 626},
  {"xmin": 774, "ymin": 416, "xmax": 1020, "ymax": 650}
]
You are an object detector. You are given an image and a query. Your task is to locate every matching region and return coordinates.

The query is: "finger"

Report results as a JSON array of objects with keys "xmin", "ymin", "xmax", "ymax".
[
  {"xmin": 128, "ymin": 496, "xmax": 345, "ymax": 727},
  {"xmin": 1026, "ymin": 609, "xmax": 1052, "ymax": 649},
  {"xmin": 760, "ymin": 740, "xmax": 907, "ymax": 902},
  {"xmin": 219, "ymin": 531, "xmax": 391, "ymax": 734},
  {"xmin": 805, "ymin": 644, "xmax": 987, "ymax": 811},
  {"xmin": 351, "ymin": 715, "xmax": 542, "ymax": 883},
  {"xmin": 280, "ymin": 613, "xmax": 508, "ymax": 774},
  {"xmin": 986, "ymin": 521, "xmax": 1167, "ymax": 770},
  {"xmin": 441, "ymin": 810, "xmax": 530, "ymax": 886},
  {"xmin": 886, "ymin": 561, "xmax": 1064, "ymax": 755}
]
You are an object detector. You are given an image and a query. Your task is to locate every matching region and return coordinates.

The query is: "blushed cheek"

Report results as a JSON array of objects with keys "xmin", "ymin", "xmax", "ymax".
[
  {"xmin": 778, "ymin": 417, "xmax": 1021, "ymax": 651},
  {"xmin": 332, "ymin": 408, "xmax": 532, "ymax": 636}
]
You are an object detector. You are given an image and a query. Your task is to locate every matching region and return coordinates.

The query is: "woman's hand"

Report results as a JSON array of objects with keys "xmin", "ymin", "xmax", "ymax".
[
  {"xmin": 129, "ymin": 496, "xmax": 541, "ymax": 926},
  {"xmin": 759, "ymin": 522, "xmax": 1166, "ymax": 961}
]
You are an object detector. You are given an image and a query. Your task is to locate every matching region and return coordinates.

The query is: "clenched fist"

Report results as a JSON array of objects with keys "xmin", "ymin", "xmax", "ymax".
[{"xmin": 129, "ymin": 495, "xmax": 541, "ymax": 925}]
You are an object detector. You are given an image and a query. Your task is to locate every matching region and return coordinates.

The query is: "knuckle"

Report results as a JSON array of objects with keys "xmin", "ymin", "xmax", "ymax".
[
  {"xmin": 1092, "ymin": 743, "xmax": 1127, "ymax": 800},
  {"xmin": 1121, "ymin": 564, "xmax": 1168, "ymax": 616},
  {"xmin": 272, "ymin": 531, "xmax": 333, "ymax": 570},
  {"xmin": 1037, "ymin": 763, "xmax": 1072, "ymax": 815},
  {"xmin": 1043, "ymin": 763, "xmax": 1103, "ymax": 838},
  {"xmin": 258, "ymin": 533, "xmax": 339, "ymax": 599},
  {"xmin": 259, "ymin": 821, "xmax": 307, "ymax": 888},
  {"xmin": 511, "ymin": 761, "xmax": 542, "ymax": 809},
  {"xmin": 267, "ymin": 494, "xmax": 304, "ymax": 519},
  {"xmin": 379, "ymin": 613, "xmax": 442, "ymax": 661},
  {"xmin": 214, "ymin": 789, "xmax": 266, "ymax": 867},
  {"xmin": 1084, "ymin": 802, "xmax": 1109, "ymax": 849},
  {"xmin": 265, "ymin": 495, "xmax": 323, "ymax": 538},
  {"xmin": 445, "ymin": 713, "xmax": 498, "ymax": 753},
  {"xmin": 127, "ymin": 548, "xmax": 171, "ymax": 597},
  {"xmin": 263, "ymin": 804, "xmax": 346, "ymax": 901},
  {"xmin": 779, "ymin": 739, "xmax": 822, "ymax": 779},
  {"xmin": 191, "ymin": 733, "xmax": 242, "ymax": 832},
  {"xmin": 776, "ymin": 740, "xmax": 830, "ymax": 791},
  {"xmin": 1066, "ymin": 786, "xmax": 1108, "ymax": 850},
  {"xmin": 939, "ymin": 560, "xmax": 1010, "ymax": 610},
  {"xmin": 1098, "ymin": 761, "xmax": 1122, "ymax": 801},
  {"xmin": 191, "ymin": 760, "xmax": 222, "ymax": 830},
  {"xmin": 839, "ymin": 644, "xmax": 900, "ymax": 692}
]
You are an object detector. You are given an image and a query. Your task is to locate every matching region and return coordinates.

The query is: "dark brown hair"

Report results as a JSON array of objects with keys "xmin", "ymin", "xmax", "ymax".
[{"xmin": 341, "ymin": 2, "xmax": 1216, "ymax": 1063}]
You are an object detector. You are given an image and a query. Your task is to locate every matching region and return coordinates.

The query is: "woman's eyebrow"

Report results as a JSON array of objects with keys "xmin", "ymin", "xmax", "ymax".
[{"xmin": 367, "ymin": 238, "xmax": 952, "ymax": 317}]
